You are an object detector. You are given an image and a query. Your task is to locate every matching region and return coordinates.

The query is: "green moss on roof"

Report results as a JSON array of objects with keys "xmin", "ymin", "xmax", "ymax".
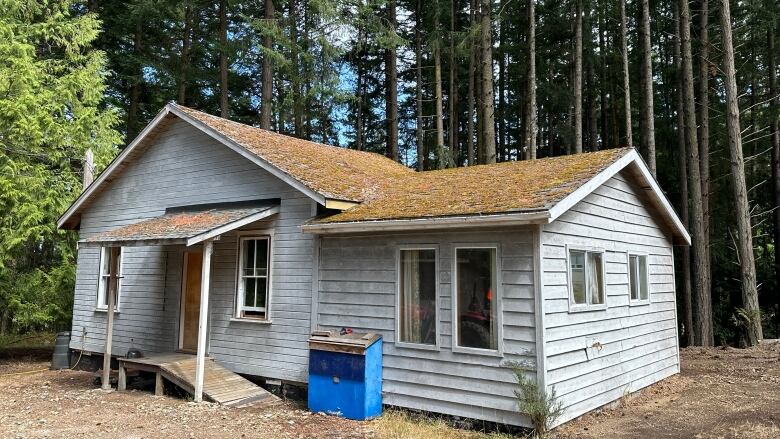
[
  {"xmin": 177, "ymin": 105, "xmax": 412, "ymax": 202},
  {"xmin": 176, "ymin": 106, "xmax": 629, "ymax": 224},
  {"xmin": 317, "ymin": 147, "xmax": 631, "ymax": 223}
]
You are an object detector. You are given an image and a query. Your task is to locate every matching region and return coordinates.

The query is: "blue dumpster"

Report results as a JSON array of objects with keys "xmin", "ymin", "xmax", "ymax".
[{"xmin": 308, "ymin": 331, "xmax": 382, "ymax": 420}]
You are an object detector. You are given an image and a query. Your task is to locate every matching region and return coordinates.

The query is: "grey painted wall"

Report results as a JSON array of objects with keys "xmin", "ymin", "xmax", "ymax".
[
  {"xmin": 541, "ymin": 170, "xmax": 679, "ymax": 425},
  {"xmin": 316, "ymin": 229, "xmax": 537, "ymax": 427},
  {"xmin": 70, "ymin": 118, "xmax": 315, "ymax": 382}
]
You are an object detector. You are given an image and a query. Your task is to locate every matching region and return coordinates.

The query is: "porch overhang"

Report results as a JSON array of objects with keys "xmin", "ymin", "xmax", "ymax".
[{"xmin": 79, "ymin": 200, "xmax": 280, "ymax": 248}]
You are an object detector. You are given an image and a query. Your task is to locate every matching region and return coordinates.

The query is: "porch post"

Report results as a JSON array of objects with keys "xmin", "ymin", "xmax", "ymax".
[
  {"xmin": 101, "ymin": 246, "xmax": 120, "ymax": 390},
  {"xmin": 194, "ymin": 239, "xmax": 214, "ymax": 402}
]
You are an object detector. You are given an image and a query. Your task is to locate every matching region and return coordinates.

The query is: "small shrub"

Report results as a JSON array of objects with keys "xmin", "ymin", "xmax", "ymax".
[{"xmin": 509, "ymin": 363, "xmax": 564, "ymax": 438}]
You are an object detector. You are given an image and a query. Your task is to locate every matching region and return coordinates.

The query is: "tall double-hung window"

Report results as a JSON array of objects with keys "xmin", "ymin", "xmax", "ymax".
[
  {"xmin": 398, "ymin": 248, "xmax": 438, "ymax": 346},
  {"xmin": 237, "ymin": 236, "xmax": 271, "ymax": 320}
]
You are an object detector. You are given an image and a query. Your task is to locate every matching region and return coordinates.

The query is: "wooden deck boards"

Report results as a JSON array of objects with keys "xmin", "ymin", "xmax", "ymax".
[{"xmin": 118, "ymin": 353, "xmax": 278, "ymax": 407}]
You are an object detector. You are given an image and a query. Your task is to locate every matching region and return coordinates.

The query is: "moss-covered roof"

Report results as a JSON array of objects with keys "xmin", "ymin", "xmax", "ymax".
[
  {"xmin": 178, "ymin": 106, "xmax": 628, "ymax": 223},
  {"xmin": 315, "ymin": 148, "xmax": 631, "ymax": 223},
  {"xmin": 177, "ymin": 106, "xmax": 413, "ymax": 202}
]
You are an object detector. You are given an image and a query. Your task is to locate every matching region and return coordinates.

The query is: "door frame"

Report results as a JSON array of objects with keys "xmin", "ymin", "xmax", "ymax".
[{"xmin": 178, "ymin": 250, "xmax": 202, "ymax": 352}]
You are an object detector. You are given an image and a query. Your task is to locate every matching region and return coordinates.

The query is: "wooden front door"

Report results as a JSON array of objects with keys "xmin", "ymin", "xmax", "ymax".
[{"xmin": 179, "ymin": 251, "xmax": 203, "ymax": 352}]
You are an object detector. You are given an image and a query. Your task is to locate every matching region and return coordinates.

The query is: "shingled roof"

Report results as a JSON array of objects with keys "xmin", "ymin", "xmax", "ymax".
[
  {"xmin": 315, "ymin": 148, "xmax": 630, "ymax": 224},
  {"xmin": 176, "ymin": 106, "xmax": 412, "ymax": 202},
  {"xmin": 58, "ymin": 105, "xmax": 688, "ymax": 244}
]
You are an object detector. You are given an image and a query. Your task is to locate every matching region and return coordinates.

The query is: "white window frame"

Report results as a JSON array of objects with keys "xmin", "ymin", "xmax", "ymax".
[
  {"xmin": 395, "ymin": 245, "xmax": 440, "ymax": 351},
  {"xmin": 566, "ymin": 245, "xmax": 607, "ymax": 312},
  {"xmin": 96, "ymin": 246, "xmax": 123, "ymax": 312},
  {"xmin": 627, "ymin": 252, "xmax": 650, "ymax": 305},
  {"xmin": 234, "ymin": 230, "xmax": 274, "ymax": 322},
  {"xmin": 451, "ymin": 243, "xmax": 503, "ymax": 357}
]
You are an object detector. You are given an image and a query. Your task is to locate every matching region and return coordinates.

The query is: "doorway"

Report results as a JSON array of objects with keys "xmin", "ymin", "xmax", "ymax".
[{"xmin": 179, "ymin": 251, "xmax": 203, "ymax": 352}]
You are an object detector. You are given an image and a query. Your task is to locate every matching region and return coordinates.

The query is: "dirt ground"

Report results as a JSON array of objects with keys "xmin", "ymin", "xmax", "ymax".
[
  {"xmin": 1, "ymin": 344, "xmax": 778, "ymax": 438},
  {"xmin": 556, "ymin": 343, "xmax": 780, "ymax": 439}
]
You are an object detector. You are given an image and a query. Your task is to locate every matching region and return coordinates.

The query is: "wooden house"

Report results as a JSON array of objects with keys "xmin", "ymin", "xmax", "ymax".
[{"xmin": 58, "ymin": 103, "xmax": 690, "ymax": 427}]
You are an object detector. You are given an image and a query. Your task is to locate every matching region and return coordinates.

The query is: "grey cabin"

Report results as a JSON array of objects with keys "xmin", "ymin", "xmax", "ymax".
[{"xmin": 59, "ymin": 103, "xmax": 691, "ymax": 428}]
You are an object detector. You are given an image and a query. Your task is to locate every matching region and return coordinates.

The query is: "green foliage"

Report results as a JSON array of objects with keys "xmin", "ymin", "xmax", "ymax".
[
  {"xmin": 0, "ymin": 0, "xmax": 120, "ymax": 334},
  {"xmin": 509, "ymin": 363, "xmax": 564, "ymax": 438}
]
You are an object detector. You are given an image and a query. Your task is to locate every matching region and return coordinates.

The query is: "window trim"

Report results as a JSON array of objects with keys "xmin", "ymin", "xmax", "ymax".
[
  {"xmin": 234, "ymin": 230, "xmax": 274, "ymax": 322},
  {"xmin": 395, "ymin": 245, "xmax": 440, "ymax": 351},
  {"xmin": 566, "ymin": 244, "xmax": 607, "ymax": 312},
  {"xmin": 451, "ymin": 243, "xmax": 503, "ymax": 357},
  {"xmin": 627, "ymin": 251, "xmax": 651, "ymax": 306},
  {"xmin": 96, "ymin": 246, "xmax": 123, "ymax": 312}
]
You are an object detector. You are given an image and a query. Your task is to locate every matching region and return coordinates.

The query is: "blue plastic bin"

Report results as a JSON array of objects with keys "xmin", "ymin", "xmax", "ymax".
[{"xmin": 307, "ymin": 331, "xmax": 382, "ymax": 420}]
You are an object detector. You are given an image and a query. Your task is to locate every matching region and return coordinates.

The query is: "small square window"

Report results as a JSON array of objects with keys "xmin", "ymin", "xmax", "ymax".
[
  {"xmin": 629, "ymin": 254, "xmax": 649, "ymax": 302},
  {"xmin": 568, "ymin": 248, "xmax": 605, "ymax": 309}
]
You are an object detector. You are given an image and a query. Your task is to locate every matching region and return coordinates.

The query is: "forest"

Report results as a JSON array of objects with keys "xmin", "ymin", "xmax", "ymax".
[{"xmin": 0, "ymin": 0, "xmax": 778, "ymax": 347}]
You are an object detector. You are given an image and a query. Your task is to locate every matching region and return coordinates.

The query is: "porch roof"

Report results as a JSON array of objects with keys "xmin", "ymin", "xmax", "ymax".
[{"xmin": 79, "ymin": 200, "xmax": 280, "ymax": 248}]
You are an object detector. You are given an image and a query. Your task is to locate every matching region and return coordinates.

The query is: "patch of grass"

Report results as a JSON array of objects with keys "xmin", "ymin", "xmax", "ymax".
[
  {"xmin": 0, "ymin": 332, "xmax": 56, "ymax": 349},
  {"xmin": 370, "ymin": 410, "xmax": 519, "ymax": 439}
]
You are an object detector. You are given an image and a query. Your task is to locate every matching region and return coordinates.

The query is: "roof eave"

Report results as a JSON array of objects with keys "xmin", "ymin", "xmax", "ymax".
[{"xmin": 301, "ymin": 210, "xmax": 551, "ymax": 235}]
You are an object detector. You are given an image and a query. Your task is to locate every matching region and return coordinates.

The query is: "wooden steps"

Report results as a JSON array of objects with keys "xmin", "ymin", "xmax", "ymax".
[{"xmin": 118, "ymin": 353, "xmax": 278, "ymax": 407}]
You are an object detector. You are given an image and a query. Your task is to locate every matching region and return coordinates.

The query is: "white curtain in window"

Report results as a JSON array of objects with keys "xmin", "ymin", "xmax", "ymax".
[{"xmin": 402, "ymin": 250, "xmax": 421, "ymax": 343}]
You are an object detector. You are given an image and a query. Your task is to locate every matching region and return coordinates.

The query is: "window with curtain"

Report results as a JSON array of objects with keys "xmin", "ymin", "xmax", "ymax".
[
  {"xmin": 569, "ymin": 249, "xmax": 605, "ymax": 308},
  {"xmin": 237, "ymin": 236, "xmax": 270, "ymax": 319},
  {"xmin": 455, "ymin": 247, "xmax": 498, "ymax": 351},
  {"xmin": 398, "ymin": 249, "xmax": 437, "ymax": 345},
  {"xmin": 629, "ymin": 254, "xmax": 649, "ymax": 301},
  {"xmin": 97, "ymin": 247, "xmax": 123, "ymax": 310}
]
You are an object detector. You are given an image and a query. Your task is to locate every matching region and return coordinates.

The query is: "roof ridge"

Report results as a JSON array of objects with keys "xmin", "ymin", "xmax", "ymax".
[{"xmin": 171, "ymin": 103, "xmax": 413, "ymax": 167}]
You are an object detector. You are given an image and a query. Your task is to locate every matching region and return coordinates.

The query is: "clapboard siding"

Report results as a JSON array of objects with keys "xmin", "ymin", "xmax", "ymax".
[
  {"xmin": 317, "ymin": 229, "xmax": 537, "ymax": 427},
  {"xmin": 70, "ymin": 118, "xmax": 314, "ymax": 383},
  {"xmin": 541, "ymin": 170, "xmax": 679, "ymax": 425}
]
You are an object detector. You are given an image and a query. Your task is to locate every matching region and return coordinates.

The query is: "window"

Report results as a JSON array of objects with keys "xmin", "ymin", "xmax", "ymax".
[
  {"xmin": 629, "ymin": 254, "xmax": 649, "ymax": 302},
  {"xmin": 97, "ymin": 247, "xmax": 122, "ymax": 310},
  {"xmin": 454, "ymin": 247, "xmax": 498, "ymax": 351},
  {"xmin": 237, "ymin": 236, "xmax": 271, "ymax": 319},
  {"xmin": 568, "ymin": 248, "xmax": 605, "ymax": 308},
  {"xmin": 398, "ymin": 248, "xmax": 437, "ymax": 346}
]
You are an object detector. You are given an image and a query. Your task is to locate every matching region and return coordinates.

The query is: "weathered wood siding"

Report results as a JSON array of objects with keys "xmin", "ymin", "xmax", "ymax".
[
  {"xmin": 70, "ymin": 118, "xmax": 314, "ymax": 382},
  {"xmin": 541, "ymin": 170, "xmax": 679, "ymax": 425},
  {"xmin": 317, "ymin": 229, "xmax": 537, "ymax": 426}
]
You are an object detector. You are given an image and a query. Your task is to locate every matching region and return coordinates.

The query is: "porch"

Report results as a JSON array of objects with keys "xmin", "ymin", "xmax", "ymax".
[
  {"xmin": 80, "ymin": 200, "xmax": 280, "ymax": 403},
  {"xmin": 118, "ymin": 352, "xmax": 277, "ymax": 407}
]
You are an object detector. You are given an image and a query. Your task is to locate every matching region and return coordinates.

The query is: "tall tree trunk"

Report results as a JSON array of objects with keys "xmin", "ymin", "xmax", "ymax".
[
  {"xmin": 415, "ymin": 0, "xmax": 424, "ymax": 171},
  {"xmin": 768, "ymin": 7, "xmax": 780, "ymax": 332},
  {"xmin": 720, "ymin": 0, "xmax": 763, "ymax": 345},
  {"xmin": 674, "ymin": 1, "xmax": 694, "ymax": 346},
  {"xmin": 526, "ymin": 0, "xmax": 537, "ymax": 159},
  {"xmin": 585, "ymin": 4, "xmax": 597, "ymax": 151},
  {"xmin": 480, "ymin": 0, "xmax": 496, "ymax": 163},
  {"xmin": 260, "ymin": 0, "xmax": 275, "ymax": 129},
  {"xmin": 598, "ymin": 3, "xmax": 607, "ymax": 151},
  {"xmin": 681, "ymin": 0, "xmax": 712, "ymax": 346},
  {"xmin": 574, "ymin": 0, "xmax": 583, "ymax": 153},
  {"xmin": 178, "ymin": 3, "xmax": 192, "ymax": 104},
  {"xmin": 697, "ymin": 0, "xmax": 712, "ymax": 316},
  {"xmin": 448, "ymin": 0, "xmax": 459, "ymax": 165},
  {"xmin": 619, "ymin": 0, "xmax": 633, "ymax": 147},
  {"xmin": 466, "ymin": 0, "xmax": 476, "ymax": 166},
  {"xmin": 127, "ymin": 21, "xmax": 143, "ymax": 142},
  {"xmin": 434, "ymin": 22, "xmax": 446, "ymax": 169},
  {"xmin": 219, "ymin": 0, "xmax": 229, "ymax": 118},
  {"xmin": 386, "ymin": 0, "xmax": 399, "ymax": 161},
  {"xmin": 289, "ymin": 0, "xmax": 303, "ymax": 137},
  {"xmin": 639, "ymin": 0, "xmax": 656, "ymax": 174}
]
